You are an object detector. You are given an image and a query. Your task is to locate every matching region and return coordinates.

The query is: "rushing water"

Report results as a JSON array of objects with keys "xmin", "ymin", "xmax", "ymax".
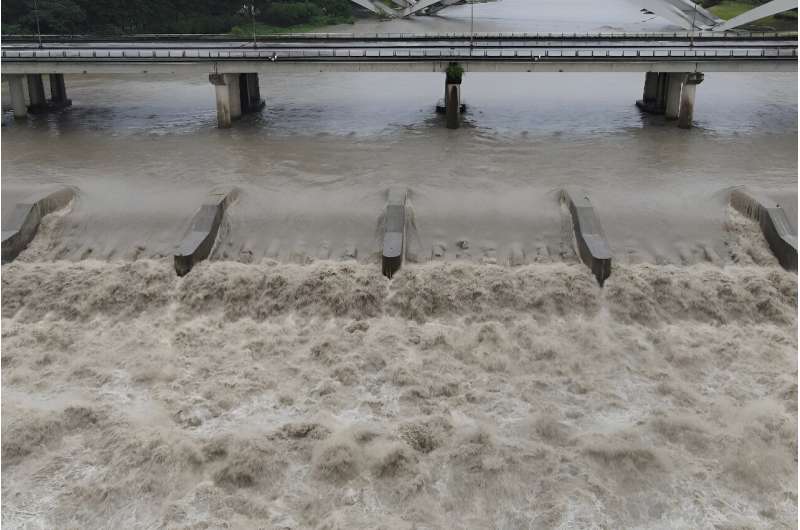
[{"xmin": 1, "ymin": 0, "xmax": 797, "ymax": 528}]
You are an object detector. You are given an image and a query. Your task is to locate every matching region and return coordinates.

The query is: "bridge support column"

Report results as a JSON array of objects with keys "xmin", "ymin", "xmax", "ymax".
[
  {"xmin": 445, "ymin": 82, "xmax": 461, "ymax": 129},
  {"xmin": 48, "ymin": 74, "xmax": 72, "ymax": 108},
  {"xmin": 636, "ymin": 72, "xmax": 668, "ymax": 114},
  {"xmin": 7, "ymin": 75, "xmax": 27, "ymax": 119},
  {"xmin": 678, "ymin": 72, "xmax": 703, "ymax": 129},
  {"xmin": 664, "ymin": 73, "xmax": 686, "ymax": 120},
  {"xmin": 26, "ymin": 74, "xmax": 47, "ymax": 113},
  {"xmin": 209, "ymin": 73, "xmax": 242, "ymax": 128},
  {"xmin": 239, "ymin": 73, "xmax": 264, "ymax": 114}
]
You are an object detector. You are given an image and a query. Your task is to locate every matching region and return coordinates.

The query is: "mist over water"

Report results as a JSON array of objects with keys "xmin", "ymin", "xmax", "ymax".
[{"xmin": 1, "ymin": 0, "xmax": 797, "ymax": 528}]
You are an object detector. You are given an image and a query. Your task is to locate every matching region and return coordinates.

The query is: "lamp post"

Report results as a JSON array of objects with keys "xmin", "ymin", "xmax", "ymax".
[
  {"xmin": 251, "ymin": 1, "xmax": 257, "ymax": 49},
  {"xmin": 470, "ymin": 0, "xmax": 475, "ymax": 50},
  {"xmin": 33, "ymin": 0, "xmax": 43, "ymax": 48}
]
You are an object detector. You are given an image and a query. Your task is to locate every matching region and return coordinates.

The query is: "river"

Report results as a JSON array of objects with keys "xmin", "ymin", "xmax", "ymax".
[{"xmin": 1, "ymin": 0, "xmax": 797, "ymax": 528}]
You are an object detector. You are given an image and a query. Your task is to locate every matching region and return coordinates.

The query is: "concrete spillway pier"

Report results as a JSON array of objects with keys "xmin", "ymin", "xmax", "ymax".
[
  {"xmin": 730, "ymin": 188, "xmax": 797, "ymax": 270},
  {"xmin": 174, "ymin": 189, "xmax": 238, "ymax": 276},
  {"xmin": 1, "ymin": 186, "xmax": 74, "ymax": 263},
  {"xmin": 382, "ymin": 188, "xmax": 408, "ymax": 278},
  {"xmin": 561, "ymin": 188, "xmax": 612, "ymax": 286}
]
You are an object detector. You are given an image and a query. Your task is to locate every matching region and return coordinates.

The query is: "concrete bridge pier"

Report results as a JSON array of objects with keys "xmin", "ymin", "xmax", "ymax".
[
  {"xmin": 26, "ymin": 74, "xmax": 47, "ymax": 113},
  {"xmin": 664, "ymin": 73, "xmax": 686, "ymax": 120},
  {"xmin": 636, "ymin": 72, "xmax": 668, "ymax": 114},
  {"xmin": 48, "ymin": 74, "xmax": 72, "ymax": 108},
  {"xmin": 436, "ymin": 78, "xmax": 466, "ymax": 129},
  {"xmin": 210, "ymin": 73, "xmax": 264, "ymax": 128},
  {"xmin": 239, "ymin": 73, "xmax": 265, "ymax": 113},
  {"xmin": 7, "ymin": 75, "xmax": 27, "ymax": 119},
  {"xmin": 445, "ymin": 82, "xmax": 461, "ymax": 129},
  {"xmin": 678, "ymin": 72, "xmax": 703, "ymax": 129},
  {"xmin": 210, "ymin": 73, "xmax": 241, "ymax": 128}
]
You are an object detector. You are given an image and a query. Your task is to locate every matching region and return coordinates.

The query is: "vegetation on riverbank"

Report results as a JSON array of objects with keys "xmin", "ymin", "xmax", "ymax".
[
  {"xmin": 1, "ymin": 0, "xmax": 354, "ymax": 35},
  {"xmin": 230, "ymin": 17, "xmax": 353, "ymax": 37},
  {"xmin": 701, "ymin": 0, "xmax": 797, "ymax": 30}
]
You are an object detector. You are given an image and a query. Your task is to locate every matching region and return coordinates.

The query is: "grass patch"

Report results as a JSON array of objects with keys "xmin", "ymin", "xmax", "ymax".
[{"xmin": 709, "ymin": 1, "xmax": 797, "ymax": 30}]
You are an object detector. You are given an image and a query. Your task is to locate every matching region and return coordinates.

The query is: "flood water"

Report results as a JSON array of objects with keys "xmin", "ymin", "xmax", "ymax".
[
  {"xmin": 1, "ymin": 1, "xmax": 797, "ymax": 529},
  {"xmin": 2, "ymin": 0, "xmax": 797, "ymax": 264}
]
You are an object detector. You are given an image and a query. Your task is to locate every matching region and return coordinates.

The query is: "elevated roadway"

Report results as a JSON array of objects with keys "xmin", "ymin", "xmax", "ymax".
[{"xmin": 1, "ymin": 33, "xmax": 796, "ymax": 129}]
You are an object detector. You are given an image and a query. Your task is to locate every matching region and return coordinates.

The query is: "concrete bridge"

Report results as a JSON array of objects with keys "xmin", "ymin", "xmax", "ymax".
[{"xmin": 2, "ymin": 32, "xmax": 796, "ymax": 129}]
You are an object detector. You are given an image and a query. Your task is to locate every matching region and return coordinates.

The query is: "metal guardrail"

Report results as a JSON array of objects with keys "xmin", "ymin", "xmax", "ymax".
[
  {"xmin": 2, "ymin": 47, "xmax": 797, "ymax": 61},
  {"xmin": 2, "ymin": 30, "xmax": 798, "ymax": 41}
]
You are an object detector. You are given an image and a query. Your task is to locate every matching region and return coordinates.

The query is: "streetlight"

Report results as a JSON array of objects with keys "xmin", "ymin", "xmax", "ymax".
[
  {"xmin": 32, "ymin": 0, "xmax": 43, "ymax": 48},
  {"xmin": 250, "ymin": 1, "xmax": 258, "ymax": 49},
  {"xmin": 470, "ymin": 0, "xmax": 475, "ymax": 49}
]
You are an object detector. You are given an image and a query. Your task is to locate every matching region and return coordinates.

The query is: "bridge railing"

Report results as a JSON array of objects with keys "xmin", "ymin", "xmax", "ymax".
[
  {"xmin": 1, "ymin": 30, "xmax": 798, "ymax": 42},
  {"xmin": 3, "ymin": 47, "xmax": 797, "ymax": 60}
]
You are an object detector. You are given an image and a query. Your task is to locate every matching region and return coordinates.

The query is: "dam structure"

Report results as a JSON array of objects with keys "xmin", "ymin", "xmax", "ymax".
[{"xmin": 1, "ymin": 32, "xmax": 797, "ymax": 129}]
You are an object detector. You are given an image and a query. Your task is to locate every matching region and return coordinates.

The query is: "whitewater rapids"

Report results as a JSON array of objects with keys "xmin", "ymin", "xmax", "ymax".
[{"xmin": 1, "ymin": 211, "xmax": 797, "ymax": 529}]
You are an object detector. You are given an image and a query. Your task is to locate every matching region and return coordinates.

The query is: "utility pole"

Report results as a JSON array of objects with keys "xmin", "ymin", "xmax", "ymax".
[
  {"xmin": 690, "ymin": 1, "xmax": 698, "ymax": 48},
  {"xmin": 470, "ymin": 0, "xmax": 475, "ymax": 52},
  {"xmin": 251, "ymin": 1, "xmax": 257, "ymax": 49},
  {"xmin": 33, "ymin": 0, "xmax": 43, "ymax": 48}
]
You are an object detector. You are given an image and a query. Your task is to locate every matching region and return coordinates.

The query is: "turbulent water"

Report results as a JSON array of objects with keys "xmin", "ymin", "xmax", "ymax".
[
  {"xmin": 1, "ymin": 210, "xmax": 797, "ymax": 528},
  {"xmin": 1, "ymin": 0, "xmax": 798, "ymax": 528}
]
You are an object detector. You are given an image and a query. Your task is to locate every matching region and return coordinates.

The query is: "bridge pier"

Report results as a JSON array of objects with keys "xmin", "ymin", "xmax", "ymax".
[
  {"xmin": 664, "ymin": 73, "xmax": 686, "ymax": 120},
  {"xmin": 210, "ymin": 73, "xmax": 263, "ymax": 128},
  {"xmin": 445, "ymin": 82, "xmax": 461, "ymax": 129},
  {"xmin": 636, "ymin": 72, "xmax": 668, "ymax": 114},
  {"xmin": 436, "ymin": 67, "xmax": 466, "ymax": 129},
  {"xmin": 7, "ymin": 75, "xmax": 27, "ymax": 119},
  {"xmin": 26, "ymin": 74, "xmax": 47, "ymax": 113},
  {"xmin": 637, "ymin": 71, "xmax": 703, "ymax": 128},
  {"xmin": 210, "ymin": 74, "xmax": 241, "ymax": 128},
  {"xmin": 48, "ymin": 74, "xmax": 72, "ymax": 108},
  {"xmin": 239, "ymin": 73, "xmax": 265, "ymax": 113},
  {"xmin": 678, "ymin": 72, "xmax": 703, "ymax": 129}
]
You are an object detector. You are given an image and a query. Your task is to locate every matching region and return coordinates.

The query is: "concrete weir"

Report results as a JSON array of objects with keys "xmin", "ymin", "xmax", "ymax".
[
  {"xmin": 730, "ymin": 188, "xmax": 798, "ymax": 270},
  {"xmin": 382, "ymin": 188, "xmax": 408, "ymax": 279},
  {"xmin": 561, "ymin": 188, "xmax": 613, "ymax": 286},
  {"xmin": 174, "ymin": 189, "xmax": 238, "ymax": 276},
  {"xmin": 1, "ymin": 186, "xmax": 74, "ymax": 263}
]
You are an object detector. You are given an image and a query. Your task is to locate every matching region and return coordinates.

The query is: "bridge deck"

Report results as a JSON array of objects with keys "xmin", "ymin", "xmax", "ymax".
[{"xmin": 2, "ymin": 35, "xmax": 796, "ymax": 74}]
